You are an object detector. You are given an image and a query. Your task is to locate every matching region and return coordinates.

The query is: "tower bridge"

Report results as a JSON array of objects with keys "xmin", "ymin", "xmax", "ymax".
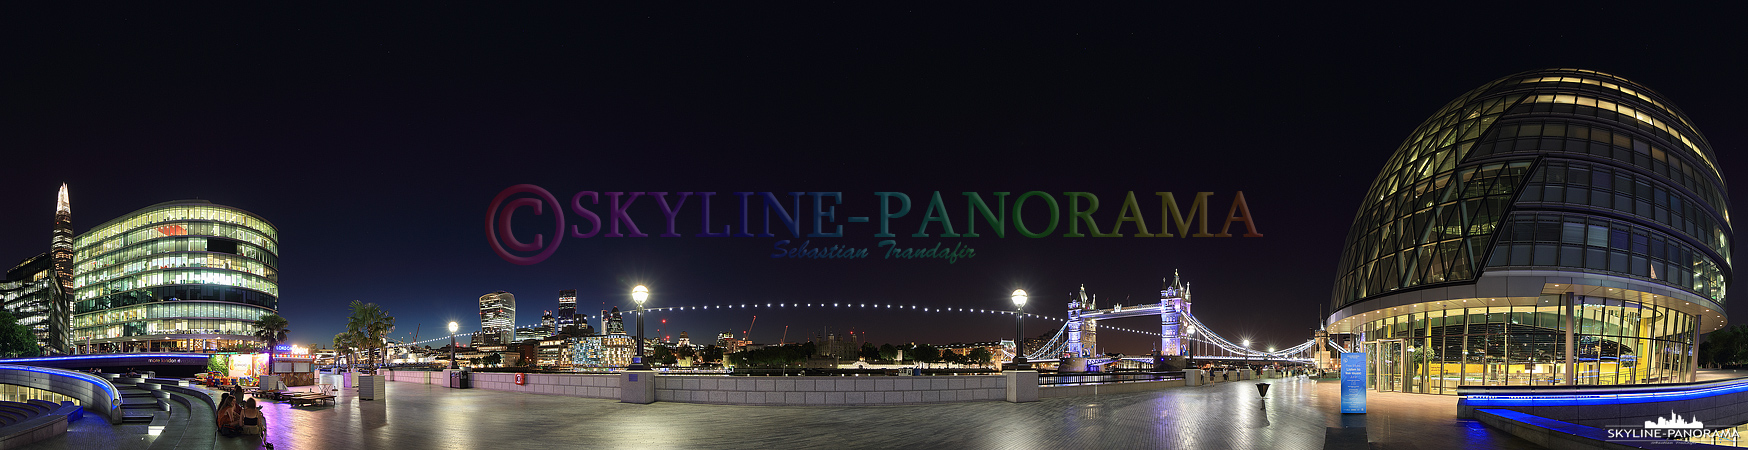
[{"xmin": 1018, "ymin": 271, "xmax": 1320, "ymax": 371}]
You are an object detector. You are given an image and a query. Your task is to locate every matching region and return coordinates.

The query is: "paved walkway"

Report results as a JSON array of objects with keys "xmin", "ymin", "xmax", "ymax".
[
  {"xmin": 220, "ymin": 376, "xmax": 1532, "ymax": 450},
  {"xmin": 19, "ymin": 375, "xmax": 1549, "ymax": 450}
]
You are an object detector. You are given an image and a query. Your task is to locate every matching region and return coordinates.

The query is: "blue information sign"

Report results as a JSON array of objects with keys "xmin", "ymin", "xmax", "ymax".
[{"xmin": 1340, "ymin": 352, "xmax": 1366, "ymax": 414}]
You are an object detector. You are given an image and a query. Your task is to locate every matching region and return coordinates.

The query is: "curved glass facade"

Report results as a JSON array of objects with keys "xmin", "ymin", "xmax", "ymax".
[
  {"xmin": 68, "ymin": 201, "xmax": 279, "ymax": 352},
  {"xmin": 1329, "ymin": 69, "xmax": 1729, "ymax": 393},
  {"xmin": 1354, "ymin": 297, "xmax": 1696, "ymax": 394}
]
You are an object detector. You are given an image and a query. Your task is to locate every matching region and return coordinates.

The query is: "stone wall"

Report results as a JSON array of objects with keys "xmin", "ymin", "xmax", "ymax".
[
  {"xmin": 1040, "ymin": 379, "xmax": 1181, "ymax": 398},
  {"xmin": 654, "ymin": 375, "xmax": 1006, "ymax": 405},
  {"xmin": 381, "ymin": 369, "xmax": 444, "ymax": 385},
  {"xmin": 383, "ymin": 370, "xmax": 621, "ymax": 399}
]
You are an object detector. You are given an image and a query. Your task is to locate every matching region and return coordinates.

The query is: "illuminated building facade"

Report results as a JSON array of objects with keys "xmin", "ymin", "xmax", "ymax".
[
  {"xmin": 69, "ymin": 200, "xmax": 280, "ymax": 353},
  {"xmin": 2, "ymin": 254, "xmax": 68, "ymax": 353},
  {"xmin": 1329, "ymin": 69, "xmax": 1729, "ymax": 394},
  {"xmin": 535, "ymin": 338, "xmax": 572, "ymax": 369},
  {"xmin": 50, "ymin": 184, "xmax": 73, "ymax": 325},
  {"xmin": 602, "ymin": 307, "xmax": 624, "ymax": 335},
  {"xmin": 571, "ymin": 334, "xmax": 632, "ymax": 368},
  {"xmin": 479, "ymin": 291, "xmax": 515, "ymax": 345},
  {"xmin": 557, "ymin": 289, "xmax": 576, "ymax": 326}
]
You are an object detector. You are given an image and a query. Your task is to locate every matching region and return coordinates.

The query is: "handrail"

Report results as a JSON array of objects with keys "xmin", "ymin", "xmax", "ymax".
[
  {"xmin": 1458, "ymin": 375, "xmax": 1748, "ymax": 405},
  {"xmin": 0, "ymin": 364, "xmax": 122, "ymax": 422}
]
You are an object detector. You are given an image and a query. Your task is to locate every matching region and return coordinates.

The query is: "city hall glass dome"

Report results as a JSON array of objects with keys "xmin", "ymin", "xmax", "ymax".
[{"xmin": 1327, "ymin": 69, "xmax": 1729, "ymax": 393}]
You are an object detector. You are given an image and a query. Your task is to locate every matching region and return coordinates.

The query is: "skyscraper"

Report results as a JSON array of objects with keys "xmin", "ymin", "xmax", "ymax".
[
  {"xmin": 603, "ymin": 307, "xmax": 625, "ymax": 335},
  {"xmin": 479, "ymin": 291, "xmax": 516, "ymax": 345},
  {"xmin": 557, "ymin": 289, "xmax": 576, "ymax": 325},
  {"xmin": 49, "ymin": 184, "xmax": 73, "ymax": 341}
]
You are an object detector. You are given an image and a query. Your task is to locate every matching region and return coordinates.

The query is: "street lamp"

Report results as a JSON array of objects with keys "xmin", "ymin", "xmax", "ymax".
[
  {"xmin": 448, "ymin": 321, "xmax": 459, "ymax": 370},
  {"xmin": 1242, "ymin": 339, "xmax": 1250, "ymax": 369},
  {"xmin": 1011, "ymin": 289, "xmax": 1028, "ymax": 370},
  {"xmin": 1185, "ymin": 325, "xmax": 1195, "ymax": 368},
  {"xmin": 630, "ymin": 285, "xmax": 650, "ymax": 370}
]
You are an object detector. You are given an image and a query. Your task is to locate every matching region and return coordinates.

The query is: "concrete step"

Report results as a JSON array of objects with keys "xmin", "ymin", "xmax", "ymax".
[{"xmin": 120, "ymin": 409, "xmax": 156, "ymax": 423}]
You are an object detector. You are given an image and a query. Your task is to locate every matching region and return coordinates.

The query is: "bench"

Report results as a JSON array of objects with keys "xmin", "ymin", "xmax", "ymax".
[
  {"xmin": 282, "ymin": 393, "xmax": 335, "ymax": 407},
  {"xmin": 244, "ymin": 387, "xmax": 285, "ymax": 400}
]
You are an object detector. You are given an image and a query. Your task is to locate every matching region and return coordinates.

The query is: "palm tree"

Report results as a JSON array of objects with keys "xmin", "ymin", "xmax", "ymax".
[
  {"xmin": 346, "ymin": 301, "xmax": 395, "ymax": 371},
  {"xmin": 252, "ymin": 314, "xmax": 290, "ymax": 379},
  {"xmin": 333, "ymin": 331, "xmax": 359, "ymax": 371}
]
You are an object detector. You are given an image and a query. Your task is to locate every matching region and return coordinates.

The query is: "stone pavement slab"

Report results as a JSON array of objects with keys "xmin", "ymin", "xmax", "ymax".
[{"xmin": 21, "ymin": 375, "xmax": 1545, "ymax": 450}]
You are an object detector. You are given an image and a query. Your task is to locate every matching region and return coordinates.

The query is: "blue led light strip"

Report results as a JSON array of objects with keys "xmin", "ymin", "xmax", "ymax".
[
  {"xmin": 0, "ymin": 353, "xmax": 211, "ymax": 363},
  {"xmin": 0, "ymin": 364, "xmax": 121, "ymax": 408},
  {"xmin": 1462, "ymin": 378, "xmax": 1748, "ymax": 406}
]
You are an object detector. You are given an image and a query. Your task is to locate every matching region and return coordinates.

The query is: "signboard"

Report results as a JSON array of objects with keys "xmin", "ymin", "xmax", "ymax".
[{"xmin": 1340, "ymin": 352, "xmax": 1366, "ymax": 414}]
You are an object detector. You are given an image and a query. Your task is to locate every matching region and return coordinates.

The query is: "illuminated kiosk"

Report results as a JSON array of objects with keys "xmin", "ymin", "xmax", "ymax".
[
  {"xmin": 1328, "ymin": 69, "xmax": 1729, "ymax": 394},
  {"xmin": 69, "ymin": 200, "xmax": 280, "ymax": 354}
]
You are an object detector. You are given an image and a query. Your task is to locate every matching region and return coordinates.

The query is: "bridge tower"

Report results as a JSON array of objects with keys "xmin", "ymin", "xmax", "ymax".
[
  {"xmin": 1065, "ymin": 285, "xmax": 1097, "ymax": 358},
  {"xmin": 1160, "ymin": 270, "xmax": 1192, "ymax": 356}
]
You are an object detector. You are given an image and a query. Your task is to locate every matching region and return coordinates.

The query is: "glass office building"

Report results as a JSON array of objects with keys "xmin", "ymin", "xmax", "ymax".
[
  {"xmin": 1328, "ymin": 69, "xmax": 1729, "ymax": 394},
  {"xmin": 1, "ymin": 254, "xmax": 68, "ymax": 354},
  {"xmin": 68, "ymin": 200, "xmax": 279, "ymax": 353},
  {"xmin": 479, "ymin": 291, "xmax": 516, "ymax": 345}
]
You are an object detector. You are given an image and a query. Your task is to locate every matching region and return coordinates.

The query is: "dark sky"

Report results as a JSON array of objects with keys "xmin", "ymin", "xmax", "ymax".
[{"xmin": 5, "ymin": 5, "xmax": 1746, "ymax": 354}]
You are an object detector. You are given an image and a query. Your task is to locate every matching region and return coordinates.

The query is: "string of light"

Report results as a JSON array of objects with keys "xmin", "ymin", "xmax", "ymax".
[{"xmin": 389, "ymin": 301, "xmax": 1174, "ymax": 348}]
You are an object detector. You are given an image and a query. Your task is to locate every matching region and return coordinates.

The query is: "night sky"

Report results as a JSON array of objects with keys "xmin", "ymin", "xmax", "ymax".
[{"xmin": 5, "ymin": 5, "xmax": 1746, "ymax": 354}]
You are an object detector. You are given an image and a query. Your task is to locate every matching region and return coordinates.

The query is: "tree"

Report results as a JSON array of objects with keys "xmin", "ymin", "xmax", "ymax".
[
  {"xmin": 941, "ymin": 350, "xmax": 963, "ymax": 365},
  {"xmin": 879, "ymin": 343, "xmax": 898, "ymax": 361},
  {"xmin": 859, "ymin": 342, "xmax": 881, "ymax": 361},
  {"xmin": 968, "ymin": 348, "xmax": 992, "ymax": 367},
  {"xmin": 481, "ymin": 353, "xmax": 502, "ymax": 367},
  {"xmin": 652, "ymin": 343, "xmax": 677, "ymax": 365},
  {"xmin": 346, "ymin": 300, "xmax": 396, "ymax": 371},
  {"xmin": 675, "ymin": 345, "xmax": 696, "ymax": 362},
  {"xmin": 911, "ymin": 344, "xmax": 940, "ymax": 364},
  {"xmin": 0, "ymin": 312, "xmax": 40, "ymax": 358},
  {"xmin": 252, "ymin": 314, "xmax": 290, "ymax": 376},
  {"xmin": 1703, "ymin": 325, "xmax": 1747, "ymax": 368},
  {"xmin": 699, "ymin": 345, "xmax": 724, "ymax": 364},
  {"xmin": 333, "ymin": 332, "xmax": 361, "ymax": 371}
]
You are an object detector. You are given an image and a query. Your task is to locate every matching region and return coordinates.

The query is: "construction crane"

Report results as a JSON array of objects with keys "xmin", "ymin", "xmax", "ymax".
[
  {"xmin": 781, "ymin": 325, "xmax": 789, "ymax": 345},
  {"xmin": 744, "ymin": 315, "xmax": 757, "ymax": 343}
]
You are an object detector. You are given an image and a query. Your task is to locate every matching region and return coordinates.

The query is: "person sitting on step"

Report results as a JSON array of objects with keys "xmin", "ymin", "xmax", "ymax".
[{"xmin": 216, "ymin": 393, "xmax": 243, "ymax": 437}]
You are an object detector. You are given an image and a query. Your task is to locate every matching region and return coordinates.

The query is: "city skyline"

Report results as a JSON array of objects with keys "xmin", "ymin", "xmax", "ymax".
[{"xmin": 4, "ymin": 5, "xmax": 1745, "ymax": 356}]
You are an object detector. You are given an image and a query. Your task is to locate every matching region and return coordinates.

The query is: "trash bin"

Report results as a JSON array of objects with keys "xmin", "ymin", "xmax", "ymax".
[
  {"xmin": 911, "ymin": 368, "xmax": 922, "ymax": 376},
  {"xmin": 449, "ymin": 370, "xmax": 471, "ymax": 389}
]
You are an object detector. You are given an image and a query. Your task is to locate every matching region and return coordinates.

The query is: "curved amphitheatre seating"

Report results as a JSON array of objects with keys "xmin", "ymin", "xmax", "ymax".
[
  {"xmin": 0, "ymin": 400, "xmax": 64, "ymax": 427},
  {"xmin": 0, "ymin": 364, "xmax": 120, "ymax": 448}
]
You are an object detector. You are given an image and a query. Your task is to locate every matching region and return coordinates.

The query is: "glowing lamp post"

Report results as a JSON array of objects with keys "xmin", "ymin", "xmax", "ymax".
[
  {"xmin": 1186, "ymin": 325, "xmax": 1195, "ymax": 367},
  {"xmin": 1011, "ymin": 289, "xmax": 1028, "ymax": 370},
  {"xmin": 448, "ymin": 321, "xmax": 459, "ymax": 370},
  {"xmin": 1242, "ymin": 339, "xmax": 1250, "ymax": 368},
  {"xmin": 630, "ymin": 285, "xmax": 650, "ymax": 370}
]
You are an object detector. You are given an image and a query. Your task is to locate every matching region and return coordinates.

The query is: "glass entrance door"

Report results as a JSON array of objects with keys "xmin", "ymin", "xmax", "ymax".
[{"xmin": 1373, "ymin": 339, "xmax": 1404, "ymax": 392}]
